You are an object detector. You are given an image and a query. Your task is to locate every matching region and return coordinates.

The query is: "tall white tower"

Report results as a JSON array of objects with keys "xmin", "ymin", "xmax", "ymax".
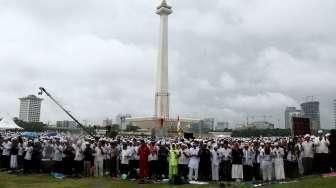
[{"xmin": 155, "ymin": 0, "xmax": 172, "ymax": 119}]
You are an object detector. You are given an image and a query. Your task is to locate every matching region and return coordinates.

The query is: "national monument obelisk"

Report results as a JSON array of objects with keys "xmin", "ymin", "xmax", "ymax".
[
  {"xmin": 127, "ymin": 1, "xmax": 199, "ymax": 137},
  {"xmin": 155, "ymin": 0, "xmax": 172, "ymax": 120}
]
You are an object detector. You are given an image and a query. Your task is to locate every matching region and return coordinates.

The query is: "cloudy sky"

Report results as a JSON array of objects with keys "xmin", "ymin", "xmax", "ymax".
[{"xmin": 0, "ymin": 0, "xmax": 335, "ymax": 128}]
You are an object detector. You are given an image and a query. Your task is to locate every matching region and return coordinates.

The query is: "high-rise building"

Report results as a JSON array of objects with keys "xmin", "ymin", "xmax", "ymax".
[
  {"xmin": 285, "ymin": 107, "xmax": 302, "ymax": 129},
  {"xmin": 333, "ymin": 99, "xmax": 336, "ymax": 129},
  {"xmin": 216, "ymin": 121, "xmax": 229, "ymax": 131},
  {"xmin": 102, "ymin": 118, "xmax": 113, "ymax": 127},
  {"xmin": 301, "ymin": 101, "xmax": 320, "ymax": 131},
  {"xmin": 204, "ymin": 118, "xmax": 215, "ymax": 131},
  {"xmin": 56, "ymin": 120, "xmax": 78, "ymax": 129},
  {"xmin": 190, "ymin": 118, "xmax": 214, "ymax": 134},
  {"xmin": 247, "ymin": 121, "xmax": 274, "ymax": 129},
  {"xmin": 19, "ymin": 95, "xmax": 43, "ymax": 122}
]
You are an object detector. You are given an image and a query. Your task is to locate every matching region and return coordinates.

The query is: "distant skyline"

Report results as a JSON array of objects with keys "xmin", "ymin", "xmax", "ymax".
[{"xmin": 0, "ymin": 0, "xmax": 335, "ymax": 129}]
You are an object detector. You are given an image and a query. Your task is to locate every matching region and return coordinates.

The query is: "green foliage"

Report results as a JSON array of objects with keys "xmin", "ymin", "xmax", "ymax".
[
  {"xmin": 106, "ymin": 124, "xmax": 120, "ymax": 138},
  {"xmin": 86, "ymin": 126, "xmax": 97, "ymax": 135},
  {"xmin": 13, "ymin": 118, "xmax": 47, "ymax": 132},
  {"xmin": 231, "ymin": 128, "xmax": 291, "ymax": 137}
]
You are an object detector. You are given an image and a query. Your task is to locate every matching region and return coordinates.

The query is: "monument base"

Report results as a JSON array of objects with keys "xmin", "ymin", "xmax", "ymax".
[{"xmin": 126, "ymin": 116, "xmax": 200, "ymax": 138}]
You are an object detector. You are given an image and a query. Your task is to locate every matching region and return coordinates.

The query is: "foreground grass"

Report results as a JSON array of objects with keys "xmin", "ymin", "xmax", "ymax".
[
  {"xmin": 262, "ymin": 176, "xmax": 336, "ymax": 188},
  {"xmin": 0, "ymin": 172, "xmax": 335, "ymax": 188},
  {"xmin": 0, "ymin": 172, "xmax": 248, "ymax": 188}
]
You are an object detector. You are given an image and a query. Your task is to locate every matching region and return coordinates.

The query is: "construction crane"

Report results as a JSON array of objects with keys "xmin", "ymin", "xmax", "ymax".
[{"xmin": 38, "ymin": 87, "xmax": 96, "ymax": 138}]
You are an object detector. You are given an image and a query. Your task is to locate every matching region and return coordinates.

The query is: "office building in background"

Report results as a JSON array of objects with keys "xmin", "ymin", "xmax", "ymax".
[
  {"xmin": 102, "ymin": 118, "xmax": 113, "ymax": 127},
  {"xmin": 19, "ymin": 95, "xmax": 43, "ymax": 122},
  {"xmin": 56, "ymin": 120, "xmax": 78, "ymax": 129},
  {"xmin": 216, "ymin": 121, "xmax": 229, "ymax": 131},
  {"xmin": 301, "ymin": 101, "xmax": 320, "ymax": 131},
  {"xmin": 285, "ymin": 107, "xmax": 302, "ymax": 129}
]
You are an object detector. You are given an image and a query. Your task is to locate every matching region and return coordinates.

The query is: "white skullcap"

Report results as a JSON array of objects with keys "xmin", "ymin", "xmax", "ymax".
[{"xmin": 318, "ymin": 130, "xmax": 323, "ymax": 134}]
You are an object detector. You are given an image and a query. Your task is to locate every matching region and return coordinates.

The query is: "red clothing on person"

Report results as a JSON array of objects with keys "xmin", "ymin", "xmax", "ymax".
[{"xmin": 138, "ymin": 144, "xmax": 150, "ymax": 178}]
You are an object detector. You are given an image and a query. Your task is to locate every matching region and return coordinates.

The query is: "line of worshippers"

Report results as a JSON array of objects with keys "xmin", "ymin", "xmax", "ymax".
[{"xmin": 0, "ymin": 130, "xmax": 335, "ymax": 183}]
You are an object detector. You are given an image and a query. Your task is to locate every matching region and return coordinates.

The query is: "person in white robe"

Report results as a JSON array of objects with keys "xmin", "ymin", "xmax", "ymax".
[
  {"xmin": 23, "ymin": 141, "xmax": 33, "ymax": 174},
  {"xmin": 211, "ymin": 146, "xmax": 220, "ymax": 181},
  {"xmin": 94, "ymin": 143, "xmax": 104, "ymax": 177},
  {"xmin": 73, "ymin": 141, "xmax": 84, "ymax": 177},
  {"xmin": 272, "ymin": 142, "xmax": 285, "ymax": 180},
  {"xmin": 178, "ymin": 144, "xmax": 189, "ymax": 180},
  {"xmin": 103, "ymin": 142, "xmax": 111, "ymax": 176},
  {"xmin": 296, "ymin": 141, "xmax": 304, "ymax": 175},
  {"xmin": 188, "ymin": 144, "xmax": 199, "ymax": 181},
  {"xmin": 302, "ymin": 135, "xmax": 314, "ymax": 175},
  {"xmin": 2, "ymin": 139, "xmax": 11, "ymax": 169},
  {"xmin": 10, "ymin": 140, "xmax": 18, "ymax": 170},
  {"xmin": 259, "ymin": 143, "xmax": 264, "ymax": 178},
  {"xmin": 260, "ymin": 143, "xmax": 273, "ymax": 182},
  {"xmin": 120, "ymin": 144, "xmax": 130, "ymax": 175},
  {"xmin": 52, "ymin": 141, "xmax": 63, "ymax": 173}
]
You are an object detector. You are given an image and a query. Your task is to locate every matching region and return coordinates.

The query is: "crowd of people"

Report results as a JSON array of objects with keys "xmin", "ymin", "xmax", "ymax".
[{"xmin": 1, "ymin": 130, "xmax": 336, "ymax": 184}]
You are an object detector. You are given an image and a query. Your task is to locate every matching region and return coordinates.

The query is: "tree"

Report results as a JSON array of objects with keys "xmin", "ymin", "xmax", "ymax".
[
  {"xmin": 106, "ymin": 124, "xmax": 120, "ymax": 138},
  {"xmin": 231, "ymin": 128, "xmax": 291, "ymax": 137},
  {"xmin": 86, "ymin": 125, "xmax": 96, "ymax": 135},
  {"xmin": 13, "ymin": 118, "xmax": 47, "ymax": 132}
]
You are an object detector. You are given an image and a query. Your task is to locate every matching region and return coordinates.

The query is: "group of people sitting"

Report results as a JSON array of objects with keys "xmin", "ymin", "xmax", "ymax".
[{"xmin": 0, "ymin": 130, "xmax": 335, "ymax": 184}]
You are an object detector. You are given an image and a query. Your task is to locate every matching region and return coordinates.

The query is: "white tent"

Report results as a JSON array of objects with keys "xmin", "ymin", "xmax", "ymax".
[{"xmin": 0, "ymin": 116, "xmax": 23, "ymax": 130}]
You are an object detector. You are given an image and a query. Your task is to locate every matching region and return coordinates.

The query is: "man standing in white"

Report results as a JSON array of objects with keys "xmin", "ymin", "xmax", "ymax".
[
  {"xmin": 211, "ymin": 146, "xmax": 220, "ymax": 181},
  {"xmin": 155, "ymin": 0, "xmax": 172, "ymax": 119},
  {"xmin": 302, "ymin": 134, "xmax": 314, "ymax": 175},
  {"xmin": 272, "ymin": 142, "xmax": 285, "ymax": 181},
  {"xmin": 188, "ymin": 143, "xmax": 200, "ymax": 181}
]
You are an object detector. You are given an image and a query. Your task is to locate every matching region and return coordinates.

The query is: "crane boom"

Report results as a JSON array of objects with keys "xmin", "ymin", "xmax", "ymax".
[{"xmin": 38, "ymin": 87, "xmax": 96, "ymax": 138}]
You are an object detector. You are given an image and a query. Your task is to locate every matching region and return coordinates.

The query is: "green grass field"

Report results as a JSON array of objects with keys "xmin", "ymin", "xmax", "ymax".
[{"xmin": 0, "ymin": 172, "xmax": 335, "ymax": 188}]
